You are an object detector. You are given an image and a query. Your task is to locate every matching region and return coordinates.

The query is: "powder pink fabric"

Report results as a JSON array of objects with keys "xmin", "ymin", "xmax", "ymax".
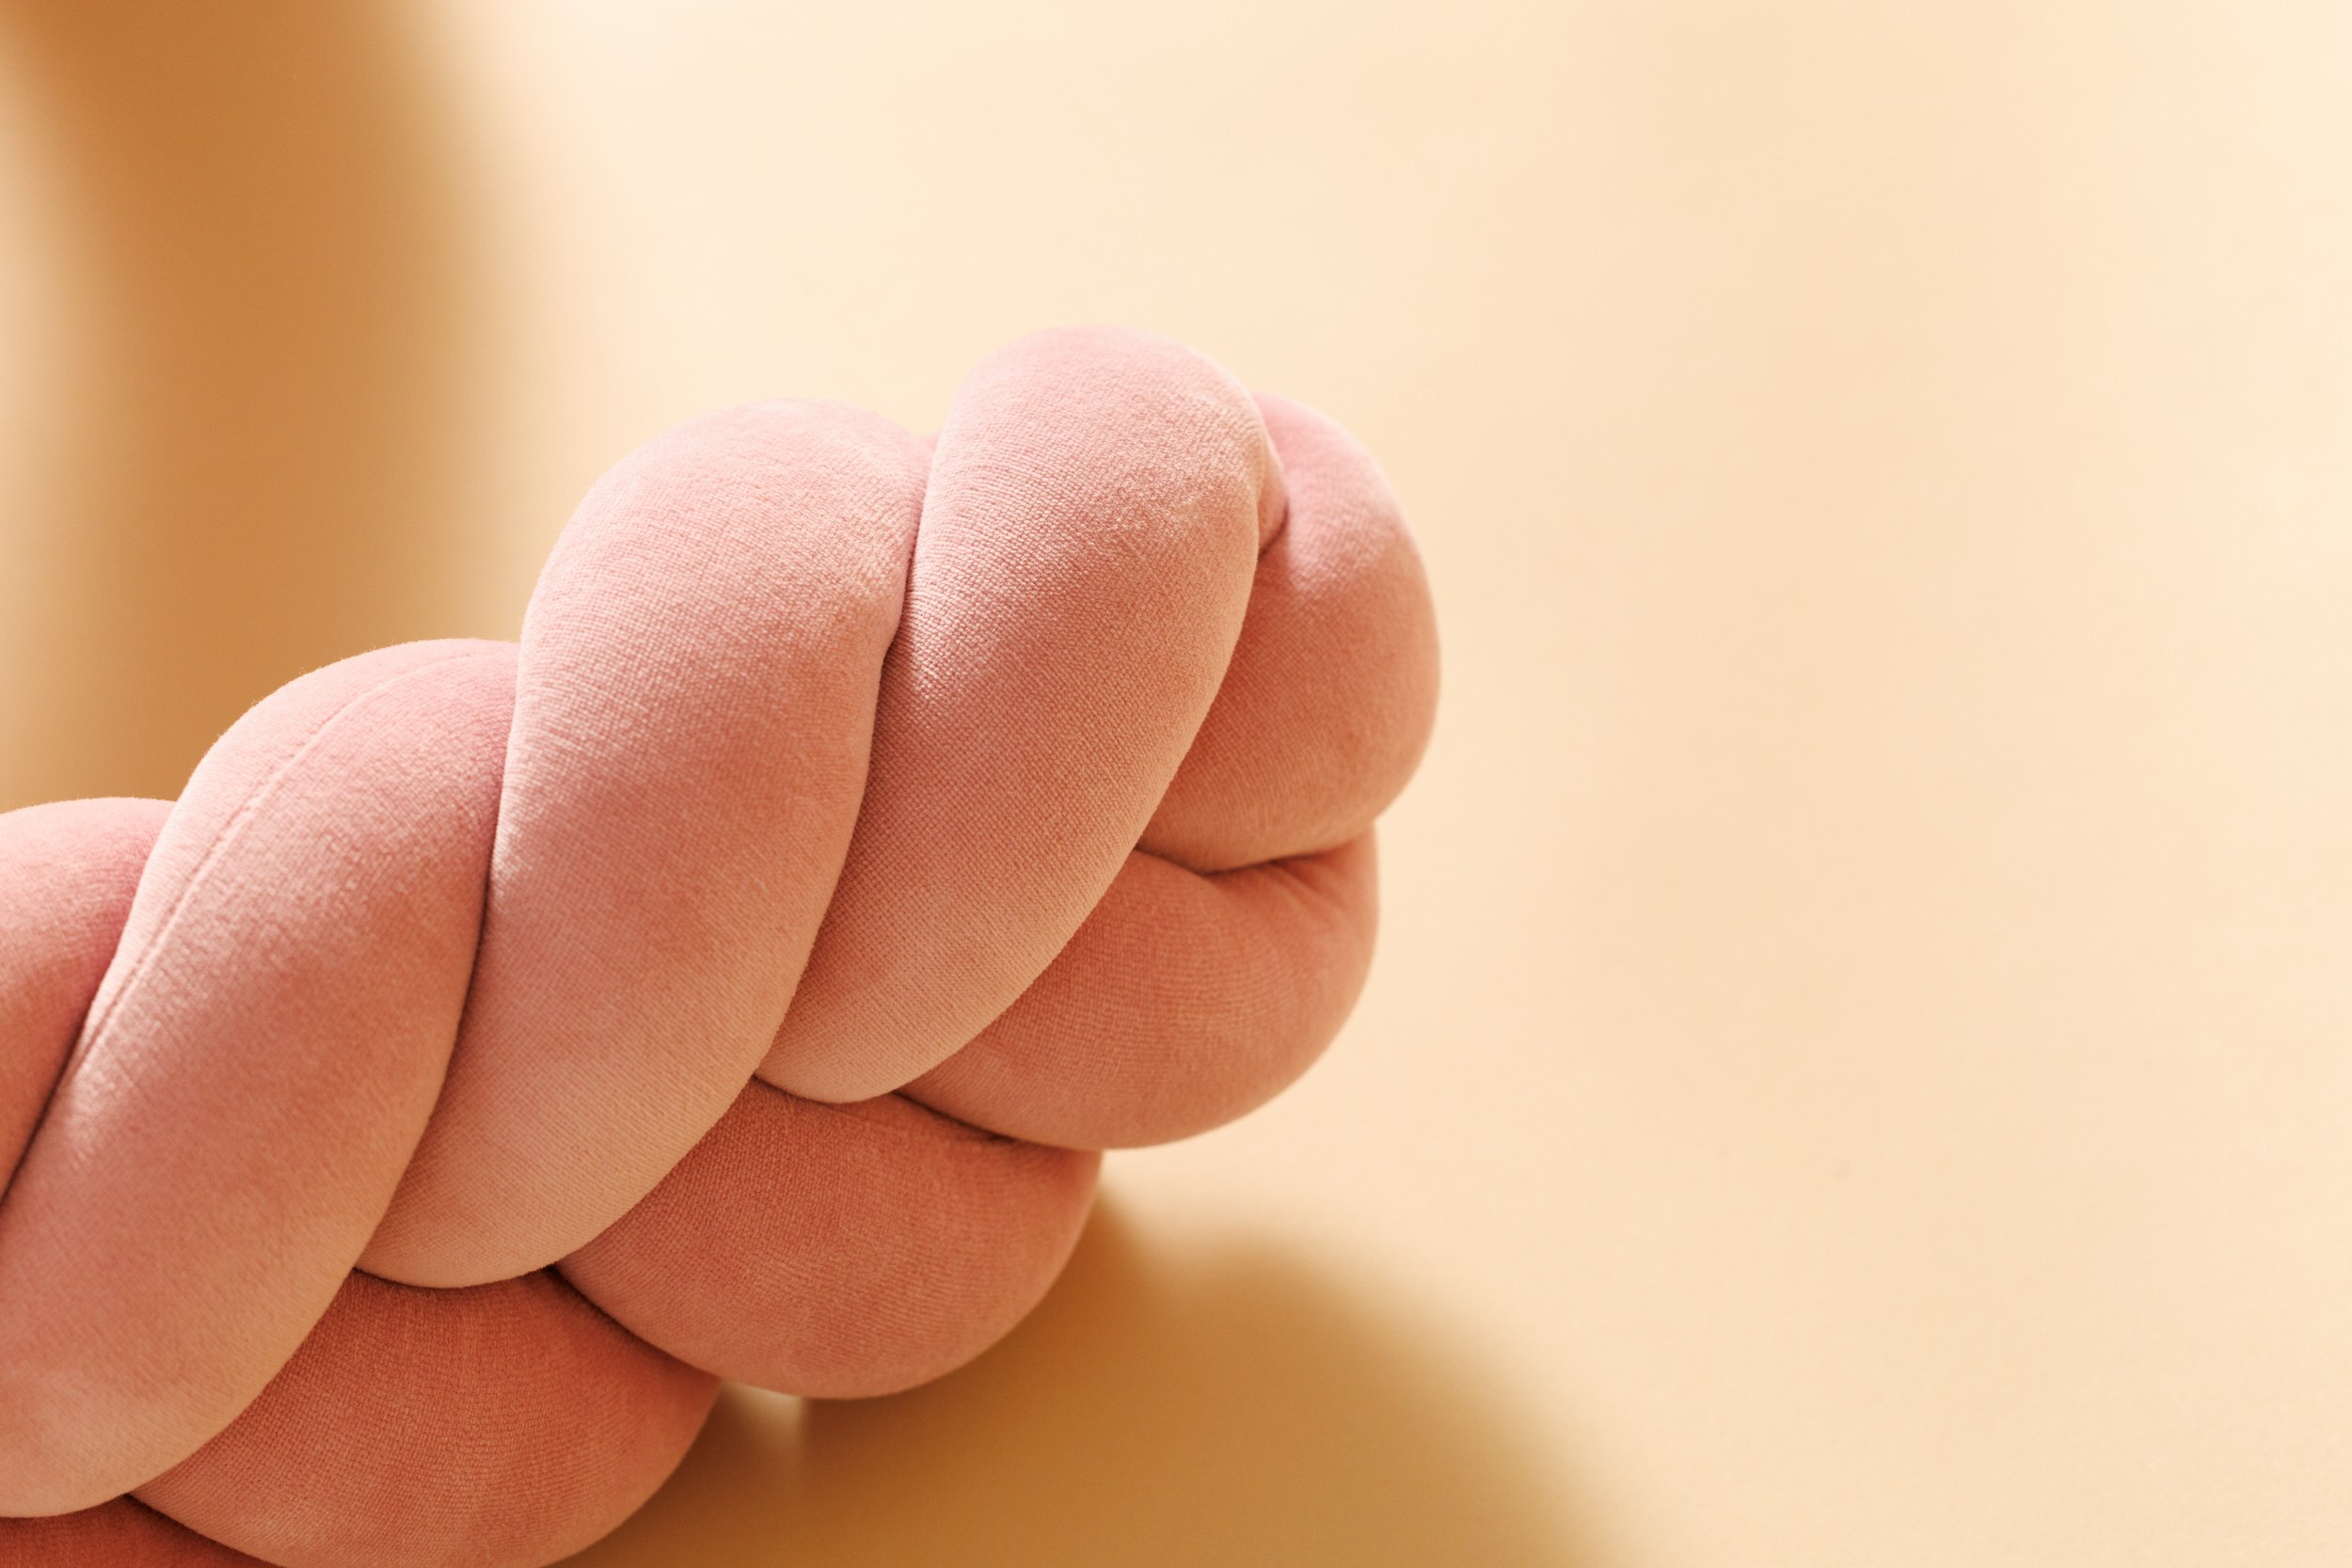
[{"xmin": 0, "ymin": 328, "xmax": 1438, "ymax": 1568}]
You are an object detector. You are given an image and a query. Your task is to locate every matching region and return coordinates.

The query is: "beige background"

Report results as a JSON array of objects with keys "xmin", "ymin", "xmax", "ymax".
[{"xmin": 4, "ymin": 3, "xmax": 2350, "ymax": 1563}]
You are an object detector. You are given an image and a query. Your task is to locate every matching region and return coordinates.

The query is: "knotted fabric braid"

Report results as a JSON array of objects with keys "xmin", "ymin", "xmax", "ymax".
[{"xmin": 0, "ymin": 327, "xmax": 1439, "ymax": 1568}]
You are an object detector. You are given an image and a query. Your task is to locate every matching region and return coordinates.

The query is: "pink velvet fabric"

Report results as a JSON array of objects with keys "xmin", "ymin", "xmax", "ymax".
[{"xmin": 0, "ymin": 328, "xmax": 1438, "ymax": 1567}]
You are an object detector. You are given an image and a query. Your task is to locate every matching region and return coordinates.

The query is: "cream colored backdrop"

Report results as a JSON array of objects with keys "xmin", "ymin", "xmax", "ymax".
[{"xmin": 3, "ymin": 4, "xmax": 2348, "ymax": 1564}]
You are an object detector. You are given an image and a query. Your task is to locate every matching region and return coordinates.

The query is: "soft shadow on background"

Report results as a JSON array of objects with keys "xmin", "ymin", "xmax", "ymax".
[
  {"xmin": 0, "ymin": 0, "xmax": 485, "ymax": 812},
  {"xmin": 568, "ymin": 1202, "xmax": 1593, "ymax": 1568}
]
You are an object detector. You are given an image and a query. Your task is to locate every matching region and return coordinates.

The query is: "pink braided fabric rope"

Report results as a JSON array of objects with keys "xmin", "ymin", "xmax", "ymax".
[{"xmin": 0, "ymin": 327, "xmax": 1438, "ymax": 1567}]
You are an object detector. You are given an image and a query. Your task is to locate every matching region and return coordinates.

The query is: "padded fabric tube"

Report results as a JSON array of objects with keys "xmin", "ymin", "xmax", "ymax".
[
  {"xmin": 907, "ymin": 835, "xmax": 1380, "ymax": 1148},
  {"xmin": 0, "ymin": 645, "xmax": 512, "ymax": 1514},
  {"xmin": 0, "ymin": 1497, "xmax": 265, "ymax": 1566},
  {"xmin": 365, "ymin": 404, "xmax": 928, "ymax": 1289},
  {"xmin": 0, "ymin": 799, "xmax": 169, "ymax": 1188},
  {"xmin": 761, "ymin": 328, "xmax": 1281, "ymax": 1101},
  {"xmin": 135, "ymin": 1272, "xmax": 716, "ymax": 1568},
  {"xmin": 1143, "ymin": 393, "xmax": 1439, "ymax": 871},
  {"xmin": 561, "ymin": 1086, "xmax": 1099, "ymax": 1399}
]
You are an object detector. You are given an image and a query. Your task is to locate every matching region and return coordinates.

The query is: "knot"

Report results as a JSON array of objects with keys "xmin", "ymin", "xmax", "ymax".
[{"xmin": 0, "ymin": 328, "xmax": 1438, "ymax": 1568}]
